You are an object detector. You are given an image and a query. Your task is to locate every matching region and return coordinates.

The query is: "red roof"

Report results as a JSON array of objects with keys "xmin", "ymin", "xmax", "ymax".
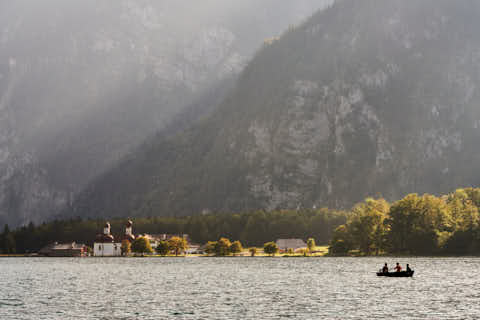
[{"xmin": 96, "ymin": 233, "xmax": 114, "ymax": 243}]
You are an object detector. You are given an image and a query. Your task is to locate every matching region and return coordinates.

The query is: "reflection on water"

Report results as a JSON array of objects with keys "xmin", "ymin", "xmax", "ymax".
[{"xmin": 0, "ymin": 257, "xmax": 479, "ymax": 319}]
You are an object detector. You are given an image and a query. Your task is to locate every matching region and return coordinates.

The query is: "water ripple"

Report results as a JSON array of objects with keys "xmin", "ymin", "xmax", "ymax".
[{"xmin": 1, "ymin": 257, "xmax": 480, "ymax": 319}]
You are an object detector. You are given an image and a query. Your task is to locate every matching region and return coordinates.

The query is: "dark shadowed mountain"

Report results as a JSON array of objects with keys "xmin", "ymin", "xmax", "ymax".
[
  {"xmin": 0, "ymin": 0, "xmax": 331, "ymax": 226},
  {"xmin": 68, "ymin": 0, "xmax": 480, "ymax": 220}
]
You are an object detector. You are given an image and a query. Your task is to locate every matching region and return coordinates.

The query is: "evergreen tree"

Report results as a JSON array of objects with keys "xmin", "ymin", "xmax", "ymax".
[{"xmin": 1, "ymin": 224, "xmax": 16, "ymax": 254}]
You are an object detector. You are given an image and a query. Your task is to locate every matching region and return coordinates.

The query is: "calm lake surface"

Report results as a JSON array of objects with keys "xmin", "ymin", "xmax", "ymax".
[{"xmin": 1, "ymin": 257, "xmax": 479, "ymax": 319}]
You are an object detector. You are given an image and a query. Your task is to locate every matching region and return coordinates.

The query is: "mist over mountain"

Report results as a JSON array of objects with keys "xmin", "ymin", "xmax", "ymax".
[
  {"xmin": 0, "ymin": 0, "xmax": 331, "ymax": 226},
  {"xmin": 69, "ymin": 0, "xmax": 480, "ymax": 220}
]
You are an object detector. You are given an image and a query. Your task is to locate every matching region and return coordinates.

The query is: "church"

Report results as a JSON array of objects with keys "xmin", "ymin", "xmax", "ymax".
[{"xmin": 93, "ymin": 220, "xmax": 136, "ymax": 256}]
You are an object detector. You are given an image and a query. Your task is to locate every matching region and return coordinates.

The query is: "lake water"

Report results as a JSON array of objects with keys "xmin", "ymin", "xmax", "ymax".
[{"xmin": 1, "ymin": 257, "xmax": 479, "ymax": 319}]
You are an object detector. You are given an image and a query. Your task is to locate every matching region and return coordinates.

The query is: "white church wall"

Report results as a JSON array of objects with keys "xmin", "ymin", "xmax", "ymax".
[{"xmin": 93, "ymin": 243, "xmax": 122, "ymax": 256}]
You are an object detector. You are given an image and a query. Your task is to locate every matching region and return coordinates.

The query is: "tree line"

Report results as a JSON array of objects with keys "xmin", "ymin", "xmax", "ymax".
[
  {"xmin": 0, "ymin": 208, "xmax": 346, "ymax": 254},
  {"xmin": 3, "ymin": 187, "xmax": 480, "ymax": 256},
  {"xmin": 329, "ymin": 188, "xmax": 480, "ymax": 256}
]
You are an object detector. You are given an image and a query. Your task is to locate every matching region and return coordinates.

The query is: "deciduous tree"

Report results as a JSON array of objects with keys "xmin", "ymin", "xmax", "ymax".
[
  {"xmin": 307, "ymin": 238, "xmax": 316, "ymax": 255},
  {"xmin": 131, "ymin": 236, "xmax": 153, "ymax": 256},
  {"xmin": 205, "ymin": 241, "xmax": 217, "ymax": 255},
  {"xmin": 263, "ymin": 242, "xmax": 278, "ymax": 256},
  {"xmin": 215, "ymin": 238, "xmax": 231, "ymax": 256},
  {"xmin": 230, "ymin": 240, "xmax": 243, "ymax": 256},
  {"xmin": 387, "ymin": 194, "xmax": 449, "ymax": 255},
  {"xmin": 168, "ymin": 236, "xmax": 188, "ymax": 256},
  {"xmin": 121, "ymin": 240, "xmax": 131, "ymax": 256},
  {"xmin": 328, "ymin": 225, "xmax": 352, "ymax": 256},
  {"xmin": 156, "ymin": 240, "xmax": 170, "ymax": 256}
]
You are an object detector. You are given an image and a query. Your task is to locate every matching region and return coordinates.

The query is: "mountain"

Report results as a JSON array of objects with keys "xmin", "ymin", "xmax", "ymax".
[
  {"xmin": 0, "ymin": 0, "xmax": 331, "ymax": 226},
  {"xmin": 68, "ymin": 0, "xmax": 480, "ymax": 220}
]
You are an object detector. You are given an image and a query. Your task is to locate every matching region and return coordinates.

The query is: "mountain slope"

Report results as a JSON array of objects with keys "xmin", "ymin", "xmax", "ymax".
[
  {"xmin": 0, "ymin": 0, "xmax": 330, "ymax": 226},
  {"xmin": 71, "ymin": 0, "xmax": 480, "ymax": 219}
]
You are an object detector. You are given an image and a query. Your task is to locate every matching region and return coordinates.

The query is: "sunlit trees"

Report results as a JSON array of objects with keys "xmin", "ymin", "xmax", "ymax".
[
  {"xmin": 205, "ymin": 241, "xmax": 217, "ymax": 255},
  {"xmin": 307, "ymin": 238, "xmax": 316, "ymax": 255},
  {"xmin": 204, "ymin": 238, "xmax": 240, "ymax": 256},
  {"xmin": 131, "ymin": 236, "xmax": 153, "ymax": 256},
  {"xmin": 348, "ymin": 198, "xmax": 389, "ymax": 255},
  {"xmin": 328, "ymin": 198, "xmax": 389, "ymax": 256},
  {"xmin": 263, "ymin": 242, "xmax": 278, "ymax": 256},
  {"xmin": 328, "ymin": 191, "xmax": 480, "ymax": 256},
  {"xmin": 443, "ymin": 189, "xmax": 480, "ymax": 254},
  {"xmin": 168, "ymin": 236, "xmax": 188, "ymax": 256},
  {"xmin": 6, "ymin": 188, "xmax": 480, "ymax": 256},
  {"xmin": 215, "ymin": 238, "xmax": 231, "ymax": 256},
  {"xmin": 230, "ymin": 240, "xmax": 243, "ymax": 256},
  {"xmin": 121, "ymin": 239, "xmax": 131, "ymax": 256},
  {"xmin": 446, "ymin": 189, "xmax": 480, "ymax": 231},
  {"xmin": 386, "ymin": 194, "xmax": 449, "ymax": 255},
  {"xmin": 156, "ymin": 240, "xmax": 170, "ymax": 256}
]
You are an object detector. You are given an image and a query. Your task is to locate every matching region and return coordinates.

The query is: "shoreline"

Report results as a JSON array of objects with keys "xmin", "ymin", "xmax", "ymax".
[{"xmin": 2, "ymin": 254, "xmax": 479, "ymax": 258}]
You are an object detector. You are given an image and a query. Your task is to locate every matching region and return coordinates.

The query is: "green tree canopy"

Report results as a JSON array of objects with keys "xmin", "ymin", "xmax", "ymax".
[
  {"xmin": 328, "ymin": 198, "xmax": 389, "ymax": 256},
  {"xmin": 156, "ymin": 240, "xmax": 170, "ymax": 256},
  {"xmin": 387, "ymin": 194, "xmax": 449, "ymax": 255},
  {"xmin": 168, "ymin": 236, "xmax": 188, "ymax": 256},
  {"xmin": 329, "ymin": 225, "xmax": 352, "ymax": 256},
  {"xmin": 131, "ymin": 236, "xmax": 153, "ymax": 256}
]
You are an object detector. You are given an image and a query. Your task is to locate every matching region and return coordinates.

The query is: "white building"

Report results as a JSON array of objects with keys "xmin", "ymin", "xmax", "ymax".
[
  {"xmin": 93, "ymin": 221, "xmax": 136, "ymax": 257},
  {"xmin": 275, "ymin": 239, "xmax": 307, "ymax": 252}
]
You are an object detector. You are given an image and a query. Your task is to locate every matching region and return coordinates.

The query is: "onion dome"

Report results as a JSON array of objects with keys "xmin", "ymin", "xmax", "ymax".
[
  {"xmin": 125, "ymin": 220, "xmax": 133, "ymax": 228},
  {"xmin": 96, "ymin": 233, "xmax": 114, "ymax": 243}
]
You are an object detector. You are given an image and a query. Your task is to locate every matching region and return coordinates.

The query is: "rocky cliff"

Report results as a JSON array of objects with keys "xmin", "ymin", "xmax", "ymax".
[
  {"xmin": 69, "ymin": 0, "xmax": 480, "ymax": 219},
  {"xmin": 0, "ymin": 0, "xmax": 329, "ymax": 226}
]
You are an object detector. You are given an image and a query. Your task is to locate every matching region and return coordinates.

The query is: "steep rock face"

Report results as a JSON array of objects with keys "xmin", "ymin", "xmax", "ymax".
[
  {"xmin": 0, "ymin": 0, "xmax": 330, "ymax": 225},
  {"xmin": 70, "ymin": 0, "xmax": 480, "ymax": 218},
  {"xmin": 0, "ymin": 102, "xmax": 66, "ymax": 226}
]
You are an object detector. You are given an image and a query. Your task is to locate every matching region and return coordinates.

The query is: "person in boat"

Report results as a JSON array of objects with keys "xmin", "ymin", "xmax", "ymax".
[
  {"xmin": 394, "ymin": 262, "xmax": 402, "ymax": 272},
  {"xmin": 382, "ymin": 263, "xmax": 389, "ymax": 273},
  {"xmin": 406, "ymin": 264, "xmax": 412, "ymax": 273}
]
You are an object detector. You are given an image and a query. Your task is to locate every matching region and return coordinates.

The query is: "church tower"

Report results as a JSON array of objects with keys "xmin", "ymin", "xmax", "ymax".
[
  {"xmin": 103, "ymin": 222, "xmax": 111, "ymax": 235},
  {"xmin": 122, "ymin": 220, "xmax": 135, "ymax": 242}
]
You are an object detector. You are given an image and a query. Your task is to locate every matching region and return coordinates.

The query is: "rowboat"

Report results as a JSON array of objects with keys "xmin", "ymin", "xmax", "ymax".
[{"xmin": 377, "ymin": 271, "xmax": 414, "ymax": 277}]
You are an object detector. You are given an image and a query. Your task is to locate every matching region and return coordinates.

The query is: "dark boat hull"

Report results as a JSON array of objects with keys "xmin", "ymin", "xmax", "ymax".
[{"xmin": 377, "ymin": 271, "xmax": 414, "ymax": 277}]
